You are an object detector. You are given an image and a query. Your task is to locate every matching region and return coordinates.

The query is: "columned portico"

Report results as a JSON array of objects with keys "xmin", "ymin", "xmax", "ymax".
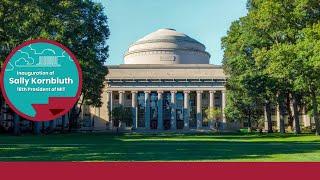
[
  {"xmin": 157, "ymin": 91, "xmax": 164, "ymax": 130},
  {"xmin": 144, "ymin": 91, "xmax": 151, "ymax": 129},
  {"xmin": 183, "ymin": 91, "xmax": 190, "ymax": 129},
  {"xmin": 131, "ymin": 91, "xmax": 138, "ymax": 129},
  {"xmin": 196, "ymin": 90, "xmax": 203, "ymax": 129},
  {"xmin": 170, "ymin": 91, "xmax": 177, "ymax": 130},
  {"xmin": 105, "ymin": 89, "xmax": 227, "ymax": 131}
]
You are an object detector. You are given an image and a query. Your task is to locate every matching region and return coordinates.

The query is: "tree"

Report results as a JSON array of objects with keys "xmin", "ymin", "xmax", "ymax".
[
  {"xmin": 222, "ymin": 0, "xmax": 320, "ymax": 135},
  {"xmin": 222, "ymin": 16, "xmax": 271, "ymax": 132},
  {"xmin": 111, "ymin": 106, "xmax": 133, "ymax": 129},
  {"xmin": 0, "ymin": 0, "xmax": 110, "ymax": 133},
  {"xmin": 250, "ymin": 0, "xmax": 320, "ymax": 134},
  {"xmin": 294, "ymin": 23, "xmax": 320, "ymax": 135},
  {"xmin": 204, "ymin": 107, "xmax": 222, "ymax": 129}
]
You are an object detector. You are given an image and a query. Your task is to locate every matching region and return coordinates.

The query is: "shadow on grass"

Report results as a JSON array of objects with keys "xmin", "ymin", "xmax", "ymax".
[{"xmin": 0, "ymin": 133, "xmax": 319, "ymax": 161}]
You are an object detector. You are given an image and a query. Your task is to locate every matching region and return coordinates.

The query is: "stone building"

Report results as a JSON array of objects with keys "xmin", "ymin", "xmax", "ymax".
[{"xmin": 84, "ymin": 28, "xmax": 228, "ymax": 131}]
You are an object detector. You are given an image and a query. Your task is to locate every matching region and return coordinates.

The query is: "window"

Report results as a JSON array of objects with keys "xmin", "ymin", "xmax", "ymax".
[{"xmin": 126, "ymin": 94, "xmax": 131, "ymax": 100}]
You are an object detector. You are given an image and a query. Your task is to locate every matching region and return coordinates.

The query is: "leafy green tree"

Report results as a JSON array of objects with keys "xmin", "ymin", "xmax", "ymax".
[
  {"xmin": 204, "ymin": 107, "xmax": 222, "ymax": 128},
  {"xmin": 223, "ymin": 0, "xmax": 320, "ymax": 135},
  {"xmin": 111, "ymin": 106, "xmax": 133, "ymax": 128},
  {"xmin": 0, "ymin": 0, "xmax": 110, "ymax": 133},
  {"xmin": 250, "ymin": 0, "xmax": 320, "ymax": 134},
  {"xmin": 293, "ymin": 23, "xmax": 320, "ymax": 135},
  {"xmin": 222, "ymin": 16, "xmax": 271, "ymax": 132}
]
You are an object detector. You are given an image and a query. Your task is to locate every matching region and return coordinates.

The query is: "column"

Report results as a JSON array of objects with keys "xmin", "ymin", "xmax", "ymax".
[
  {"xmin": 183, "ymin": 91, "xmax": 190, "ymax": 129},
  {"xmin": 157, "ymin": 91, "xmax": 163, "ymax": 130},
  {"xmin": 171, "ymin": 91, "xmax": 177, "ymax": 130},
  {"xmin": 109, "ymin": 91, "xmax": 113, "ymax": 129},
  {"xmin": 106, "ymin": 91, "xmax": 113, "ymax": 129},
  {"xmin": 144, "ymin": 91, "xmax": 151, "ymax": 129},
  {"xmin": 196, "ymin": 91, "xmax": 202, "ymax": 129},
  {"xmin": 209, "ymin": 90, "xmax": 216, "ymax": 129},
  {"xmin": 221, "ymin": 90, "xmax": 226, "ymax": 123},
  {"xmin": 131, "ymin": 91, "xmax": 138, "ymax": 129},
  {"xmin": 118, "ymin": 91, "xmax": 125, "ymax": 106},
  {"xmin": 209, "ymin": 90, "xmax": 215, "ymax": 109}
]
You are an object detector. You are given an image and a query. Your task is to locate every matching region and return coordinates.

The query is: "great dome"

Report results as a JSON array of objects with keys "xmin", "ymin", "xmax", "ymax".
[{"xmin": 124, "ymin": 28, "xmax": 210, "ymax": 64}]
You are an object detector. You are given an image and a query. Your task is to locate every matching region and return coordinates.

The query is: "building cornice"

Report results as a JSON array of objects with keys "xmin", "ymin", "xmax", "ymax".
[
  {"xmin": 124, "ymin": 48, "xmax": 210, "ymax": 58},
  {"xmin": 107, "ymin": 64, "xmax": 223, "ymax": 69}
]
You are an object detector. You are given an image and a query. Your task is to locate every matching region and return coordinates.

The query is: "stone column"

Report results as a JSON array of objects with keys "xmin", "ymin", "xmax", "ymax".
[
  {"xmin": 131, "ymin": 91, "xmax": 138, "ymax": 129},
  {"xmin": 183, "ymin": 91, "xmax": 190, "ymax": 129},
  {"xmin": 144, "ymin": 91, "xmax": 151, "ymax": 129},
  {"xmin": 221, "ymin": 90, "xmax": 226, "ymax": 123},
  {"xmin": 109, "ymin": 91, "xmax": 113, "ymax": 129},
  {"xmin": 209, "ymin": 90, "xmax": 216, "ymax": 129},
  {"xmin": 106, "ymin": 91, "xmax": 112, "ymax": 128},
  {"xmin": 171, "ymin": 91, "xmax": 177, "ymax": 130},
  {"xmin": 157, "ymin": 91, "xmax": 163, "ymax": 130},
  {"xmin": 118, "ymin": 91, "xmax": 125, "ymax": 106},
  {"xmin": 209, "ymin": 90, "xmax": 215, "ymax": 109},
  {"xmin": 196, "ymin": 90, "xmax": 202, "ymax": 129}
]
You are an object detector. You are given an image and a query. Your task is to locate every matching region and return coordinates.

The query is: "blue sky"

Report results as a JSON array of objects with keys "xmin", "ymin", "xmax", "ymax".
[{"xmin": 100, "ymin": 0, "xmax": 248, "ymax": 65}]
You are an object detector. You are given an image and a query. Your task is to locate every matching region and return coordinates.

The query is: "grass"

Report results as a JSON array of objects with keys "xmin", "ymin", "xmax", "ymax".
[{"xmin": 0, "ymin": 132, "xmax": 319, "ymax": 161}]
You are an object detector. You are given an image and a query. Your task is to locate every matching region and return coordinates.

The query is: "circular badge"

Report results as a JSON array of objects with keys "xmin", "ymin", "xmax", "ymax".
[{"xmin": 0, "ymin": 39, "xmax": 82, "ymax": 121}]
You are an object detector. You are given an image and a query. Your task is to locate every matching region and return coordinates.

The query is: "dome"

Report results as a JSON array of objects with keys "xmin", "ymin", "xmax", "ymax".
[{"xmin": 124, "ymin": 28, "xmax": 210, "ymax": 64}]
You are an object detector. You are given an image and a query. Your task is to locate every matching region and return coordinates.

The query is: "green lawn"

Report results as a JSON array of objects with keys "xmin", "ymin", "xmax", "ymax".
[{"xmin": 0, "ymin": 132, "xmax": 319, "ymax": 161}]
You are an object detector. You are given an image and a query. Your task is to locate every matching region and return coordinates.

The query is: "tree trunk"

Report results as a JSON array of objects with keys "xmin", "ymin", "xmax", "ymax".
[
  {"xmin": 311, "ymin": 90, "xmax": 320, "ymax": 136},
  {"xmin": 68, "ymin": 98, "xmax": 84, "ymax": 132},
  {"xmin": 49, "ymin": 119, "xmax": 55, "ymax": 133},
  {"xmin": 34, "ymin": 122, "xmax": 41, "ymax": 135},
  {"xmin": 290, "ymin": 93, "xmax": 301, "ymax": 134},
  {"xmin": 247, "ymin": 109, "xmax": 252, "ymax": 133},
  {"xmin": 286, "ymin": 93, "xmax": 294, "ymax": 130},
  {"xmin": 61, "ymin": 115, "xmax": 66, "ymax": 133},
  {"xmin": 13, "ymin": 113, "xmax": 20, "ymax": 135},
  {"xmin": 264, "ymin": 100, "xmax": 273, "ymax": 133},
  {"xmin": 279, "ymin": 101, "xmax": 286, "ymax": 133}
]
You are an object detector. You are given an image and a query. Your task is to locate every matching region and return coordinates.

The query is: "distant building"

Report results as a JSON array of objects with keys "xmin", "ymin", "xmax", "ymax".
[{"xmin": 84, "ymin": 28, "xmax": 228, "ymax": 131}]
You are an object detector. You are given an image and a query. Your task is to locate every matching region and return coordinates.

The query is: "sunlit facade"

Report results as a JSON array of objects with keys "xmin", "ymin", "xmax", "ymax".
[{"xmin": 83, "ymin": 28, "xmax": 228, "ymax": 131}]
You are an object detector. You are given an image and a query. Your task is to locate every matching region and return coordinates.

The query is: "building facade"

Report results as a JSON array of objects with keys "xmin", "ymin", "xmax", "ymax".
[
  {"xmin": 84, "ymin": 28, "xmax": 229, "ymax": 131},
  {"xmin": 82, "ymin": 28, "xmax": 314, "ymax": 132}
]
